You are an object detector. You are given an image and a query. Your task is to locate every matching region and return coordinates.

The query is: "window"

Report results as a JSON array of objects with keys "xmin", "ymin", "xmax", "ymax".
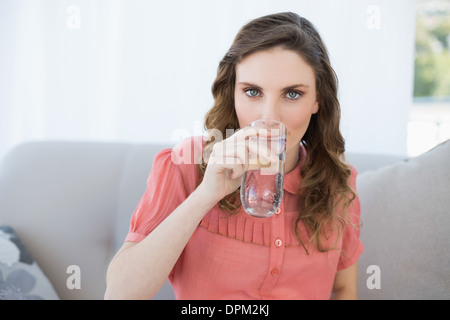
[{"xmin": 409, "ymin": 0, "xmax": 450, "ymax": 156}]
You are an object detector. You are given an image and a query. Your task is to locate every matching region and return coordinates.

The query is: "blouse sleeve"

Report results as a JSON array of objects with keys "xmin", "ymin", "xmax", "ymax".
[
  {"xmin": 125, "ymin": 137, "xmax": 201, "ymax": 243},
  {"xmin": 337, "ymin": 166, "xmax": 364, "ymax": 271}
]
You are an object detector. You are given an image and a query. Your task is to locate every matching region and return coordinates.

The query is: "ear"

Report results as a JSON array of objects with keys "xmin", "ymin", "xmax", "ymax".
[{"xmin": 312, "ymin": 100, "xmax": 319, "ymax": 114}]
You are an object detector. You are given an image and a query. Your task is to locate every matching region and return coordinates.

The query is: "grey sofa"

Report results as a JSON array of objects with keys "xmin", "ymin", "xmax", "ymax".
[{"xmin": 0, "ymin": 139, "xmax": 448, "ymax": 300}]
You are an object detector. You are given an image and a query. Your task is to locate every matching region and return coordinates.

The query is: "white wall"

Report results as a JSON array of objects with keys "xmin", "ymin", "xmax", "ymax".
[{"xmin": 0, "ymin": 0, "xmax": 416, "ymax": 158}]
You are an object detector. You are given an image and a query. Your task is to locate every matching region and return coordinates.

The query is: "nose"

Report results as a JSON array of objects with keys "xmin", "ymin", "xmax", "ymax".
[{"xmin": 260, "ymin": 98, "xmax": 281, "ymax": 122}]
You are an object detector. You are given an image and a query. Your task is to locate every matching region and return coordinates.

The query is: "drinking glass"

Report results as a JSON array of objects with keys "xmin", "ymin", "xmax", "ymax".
[{"xmin": 240, "ymin": 119, "xmax": 287, "ymax": 218}]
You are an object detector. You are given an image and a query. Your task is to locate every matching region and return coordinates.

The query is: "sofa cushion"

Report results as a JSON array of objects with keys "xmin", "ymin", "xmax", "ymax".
[
  {"xmin": 356, "ymin": 140, "xmax": 450, "ymax": 299},
  {"xmin": 0, "ymin": 226, "xmax": 59, "ymax": 300},
  {"xmin": 0, "ymin": 141, "xmax": 135, "ymax": 299}
]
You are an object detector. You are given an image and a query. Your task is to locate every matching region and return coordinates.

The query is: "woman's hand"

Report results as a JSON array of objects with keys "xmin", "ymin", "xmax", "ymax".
[{"xmin": 197, "ymin": 127, "xmax": 276, "ymax": 205}]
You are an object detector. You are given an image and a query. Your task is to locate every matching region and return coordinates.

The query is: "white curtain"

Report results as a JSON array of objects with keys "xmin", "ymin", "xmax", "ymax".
[{"xmin": 0, "ymin": 0, "xmax": 416, "ymax": 159}]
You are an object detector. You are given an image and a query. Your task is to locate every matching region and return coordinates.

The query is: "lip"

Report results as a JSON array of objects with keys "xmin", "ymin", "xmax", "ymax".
[
  {"xmin": 250, "ymin": 118, "xmax": 287, "ymax": 139},
  {"xmin": 250, "ymin": 118, "xmax": 286, "ymax": 127}
]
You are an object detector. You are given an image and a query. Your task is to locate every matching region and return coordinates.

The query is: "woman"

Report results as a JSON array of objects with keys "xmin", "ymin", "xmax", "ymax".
[{"xmin": 105, "ymin": 12, "xmax": 363, "ymax": 300}]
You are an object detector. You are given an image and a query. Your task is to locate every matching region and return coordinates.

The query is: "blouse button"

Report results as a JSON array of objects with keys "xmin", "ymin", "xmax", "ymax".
[
  {"xmin": 274, "ymin": 238, "xmax": 283, "ymax": 247},
  {"xmin": 275, "ymin": 208, "xmax": 281, "ymax": 215},
  {"xmin": 271, "ymin": 268, "xmax": 279, "ymax": 276}
]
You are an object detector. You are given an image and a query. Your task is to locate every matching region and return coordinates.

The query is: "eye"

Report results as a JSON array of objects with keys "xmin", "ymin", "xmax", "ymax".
[
  {"xmin": 244, "ymin": 88, "xmax": 261, "ymax": 97},
  {"xmin": 285, "ymin": 90, "xmax": 302, "ymax": 100}
]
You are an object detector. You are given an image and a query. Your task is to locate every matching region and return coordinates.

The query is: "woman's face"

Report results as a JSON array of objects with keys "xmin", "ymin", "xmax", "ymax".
[{"xmin": 234, "ymin": 47, "xmax": 319, "ymax": 162}]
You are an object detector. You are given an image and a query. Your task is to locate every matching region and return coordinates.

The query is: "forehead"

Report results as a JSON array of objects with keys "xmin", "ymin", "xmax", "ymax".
[{"xmin": 235, "ymin": 47, "xmax": 316, "ymax": 89}]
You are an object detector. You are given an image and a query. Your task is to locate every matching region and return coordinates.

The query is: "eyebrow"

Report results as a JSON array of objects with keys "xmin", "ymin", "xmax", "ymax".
[{"xmin": 237, "ymin": 82, "xmax": 310, "ymax": 90}]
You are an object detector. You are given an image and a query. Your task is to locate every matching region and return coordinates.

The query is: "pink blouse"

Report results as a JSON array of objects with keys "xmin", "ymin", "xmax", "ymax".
[{"xmin": 125, "ymin": 136, "xmax": 364, "ymax": 300}]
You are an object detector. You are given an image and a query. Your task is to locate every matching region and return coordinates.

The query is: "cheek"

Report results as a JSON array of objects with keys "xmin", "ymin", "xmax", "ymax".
[
  {"xmin": 234, "ymin": 93, "xmax": 258, "ymax": 128},
  {"xmin": 284, "ymin": 112, "xmax": 314, "ymax": 145}
]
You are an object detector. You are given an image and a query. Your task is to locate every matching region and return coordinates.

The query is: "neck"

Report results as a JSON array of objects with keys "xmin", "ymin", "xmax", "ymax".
[{"xmin": 284, "ymin": 146, "xmax": 300, "ymax": 174}]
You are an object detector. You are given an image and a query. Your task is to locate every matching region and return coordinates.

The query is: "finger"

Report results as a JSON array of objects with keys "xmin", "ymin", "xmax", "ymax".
[
  {"xmin": 216, "ymin": 157, "xmax": 245, "ymax": 180},
  {"xmin": 229, "ymin": 162, "xmax": 245, "ymax": 180},
  {"xmin": 246, "ymin": 139, "xmax": 279, "ymax": 164},
  {"xmin": 222, "ymin": 143, "xmax": 249, "ymax": 167},
  {"xmin": 228, "ymin": 126, "xmax": 259, "ymax": 141},
  {"xmin": 209, "ymin": 144, "xmax": 244, "ymax": 167},
  {"xmin": 211, "ymin": 136, "xmax": 279, "ymax": 173},
  {"xmin": 219, "ymin": 140, "xmax": 278, "ymax": 172}
]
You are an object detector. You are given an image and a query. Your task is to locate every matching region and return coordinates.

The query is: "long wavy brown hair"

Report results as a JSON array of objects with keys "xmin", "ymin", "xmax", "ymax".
[{"xmin": 199, "ymin": 12, "xmax": 357, "ymax": 253}]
